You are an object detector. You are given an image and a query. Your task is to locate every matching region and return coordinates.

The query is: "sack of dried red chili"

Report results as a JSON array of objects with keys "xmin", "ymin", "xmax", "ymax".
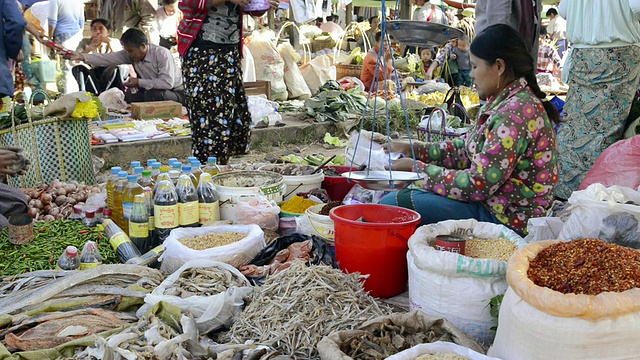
[{"xmin": 488, "ymin": 239, "xmax": 640, "ymax": 360}]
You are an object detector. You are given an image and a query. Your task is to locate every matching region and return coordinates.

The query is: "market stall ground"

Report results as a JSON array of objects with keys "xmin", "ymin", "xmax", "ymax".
[{"xmin": 91, "ymin": 112, "xmax": 338, "ymax": 171}]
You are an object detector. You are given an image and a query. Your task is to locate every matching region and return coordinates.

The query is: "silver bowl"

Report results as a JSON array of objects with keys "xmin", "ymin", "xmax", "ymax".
[
  {"xmin": 386, "ymin": 20, "xmax": 464, "ymax": 47},
  {"xmin": 342, "ymin": 170, "xmax": 422, "ymax": 191}
]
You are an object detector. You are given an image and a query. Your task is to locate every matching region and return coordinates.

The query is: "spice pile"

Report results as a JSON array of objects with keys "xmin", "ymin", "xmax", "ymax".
[
  {"xmin": 528, "ymin": 238, "xmax": 640, "ymax": 295},
  {"xmin": 224, "ymin": 261, "xmax": 391, "ymax": 358},
  {"xmin": 319, "ymin": 201, "xmax": 342, "ymax": 216},
  {"xmin": 465, "ymin": 238, "xmax": 518, "ymax": 262},
  {"xmin": 179, "ymin": 232, "xmax": 246, "ymax": 251},
  {"xmin": 280, "ymin": 196, "xmax": 319, "ymax": 214},
  {"xmin": 0, "ymin": 220, "xmax": 117, "ymax": 274}
]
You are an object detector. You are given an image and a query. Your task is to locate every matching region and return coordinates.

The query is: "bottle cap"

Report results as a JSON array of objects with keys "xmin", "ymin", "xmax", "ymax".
[
  {"xmin": 134, "ymin": 194, "xmax": 146, "ymax": 202},
  {"xmin": 103, "ymin": 208, "xmax": 112, "ymax": 216},
  {"xmin": 152, "ymin": 161, "xmax": 161, "ymax": 169},
  {"xmin": 200, "ymin": 172, "xmax": 212, "ymax": 181},
  {"xmin": 182, "ymin": 165, "xmax": 192, "ymax": 172},
  {"xmin": 168, "ymin": 158, "xmax": 178, "ymax": 163},
  {"xmin": 73, "ymin": 204, "xmax": 83, "ymax": 214},
  {"xmin": 118, "ymin": 171, "xmax": 128, "ymax": 178},
  {"xmin": 111, "ymin": 166, "xmax": 122, "ymax": 174},
  {"xmin": 147, "ymin": 159, "xmax": 156, "ymax": 166},
  {"xmin": 188, "ymin": 156, "xmax": 197, "ymax": 162},
  {"xmin": 127, "ymin": 175, "xmax": 138, "ymax": 182},
  {"xmin": 131, "ymin": 161, "xmax": 141, "ymax": 168},
  {"xmin": 134, "ymin": 166, "xmax": 144, "ymax": 174},
  {"xmin": 142, "ymin": 170, "xmax": 152, "ymax": 177},
  {"xmin": 159, "ymin": 165, "xmax": 170, "ymax": 173},
  {"xmin": 208, "ymin": 156, "xmax": 217, "ymax": 164},
  {"xmin": 85, "ymin": 211, "xmax": 95, "ymax": 218},
  {"xmin": 191, "ymin": 160, "xmax": 201, "ymax": 166},
  {"xmin": 172, "ymin": 162, "xmax": 182, "ymax": 169},
  {"xmin": 65, "ymin": 246, "xmax": 78, "ymax": 258}
]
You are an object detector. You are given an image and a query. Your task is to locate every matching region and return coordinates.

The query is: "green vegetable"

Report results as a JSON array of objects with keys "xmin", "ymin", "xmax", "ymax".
[
  {"xmin": 0, "ymin": 220, "xmax": 119, "ymax": 275},
  {"xmin": 305, "ymin": 81, "xmax": 367, "ymax": 123},
  {"xmin": 323, "ymin": 133, "xmax": 348, "ymax": 147},
  {"xmin": 489, "ymin": 294, "xmax": 504, "ymax": 331}
]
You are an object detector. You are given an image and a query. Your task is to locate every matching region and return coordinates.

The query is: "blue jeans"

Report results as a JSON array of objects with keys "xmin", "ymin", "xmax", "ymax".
[
  {"xmin": 456, "ymin": 68, "xmax": 472, "ymax": 87},
  {"xmin": 380, "ymin": 188, "xmax": 501, "ymax": 227}
]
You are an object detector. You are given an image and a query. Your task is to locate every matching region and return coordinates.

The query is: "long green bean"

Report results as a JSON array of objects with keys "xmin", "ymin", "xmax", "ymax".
[{"xmin": 0, "ymin": 220, "xmax": 119, "ymax": 276}]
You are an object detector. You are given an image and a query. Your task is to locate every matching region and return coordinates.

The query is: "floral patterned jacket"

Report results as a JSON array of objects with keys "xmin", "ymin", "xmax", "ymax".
[{"xmin": 415, "ymin": 77, "xmax": 558, "ymax": 232}]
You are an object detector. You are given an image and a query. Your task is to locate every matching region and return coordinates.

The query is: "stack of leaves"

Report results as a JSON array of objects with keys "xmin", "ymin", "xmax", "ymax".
[{"xmin": 305, "ymin": 81, "xmax": 368, "ymax": 123}]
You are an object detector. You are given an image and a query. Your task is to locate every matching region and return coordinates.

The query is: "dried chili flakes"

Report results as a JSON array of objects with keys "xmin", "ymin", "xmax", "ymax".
[{"xmin": 528, "ymin": 238, "xmax": 640, "ymax": 295}]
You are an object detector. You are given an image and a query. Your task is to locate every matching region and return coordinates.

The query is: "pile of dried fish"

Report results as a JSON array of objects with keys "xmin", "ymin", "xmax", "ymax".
[
  {"xmin": 75, "ymin": 313, "xmax": 200, "ymax": 360},
  {"xmin": 223, "ymin": 261, "xmax": 392, "ymax": 359},
  {"xmin": 164, "ymin": 266, "xmax": 247, "ymax": 298}
]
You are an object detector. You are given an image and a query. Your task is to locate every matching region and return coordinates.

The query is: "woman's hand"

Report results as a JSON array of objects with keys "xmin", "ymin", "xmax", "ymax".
[
  {"xmin": 0, "ymin": 148, "xmax": 21, "ymax": 176},
  {"xmin": 389, "ymin": 158, "xmax": 415, "ymax": 171}
]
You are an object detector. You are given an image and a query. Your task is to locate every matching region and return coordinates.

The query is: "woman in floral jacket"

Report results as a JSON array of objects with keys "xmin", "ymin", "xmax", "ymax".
[{"xmin": 382, "ymin": 24, "xmax": 560, "ymax": 234}]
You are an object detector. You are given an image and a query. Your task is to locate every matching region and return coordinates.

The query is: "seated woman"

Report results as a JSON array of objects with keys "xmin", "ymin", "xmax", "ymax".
[
  {"xmin": 72, "ymin": 18, "xmax": 127, "ymax": 95},
  {"xmin": 381, "ymin": 24, "xmax": 560, "ymax": 235}
]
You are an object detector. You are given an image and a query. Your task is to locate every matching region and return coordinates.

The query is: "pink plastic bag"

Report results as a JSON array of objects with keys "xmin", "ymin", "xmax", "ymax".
[{"xmin": 579, "ymin": 136, "xmax": 640, "ymax": 191}]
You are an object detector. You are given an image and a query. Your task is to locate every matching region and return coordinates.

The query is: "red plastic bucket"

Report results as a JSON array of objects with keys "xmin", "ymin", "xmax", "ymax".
[
  {"xmin": 329, "ymin": 204, "xmax": 421, "ymax": 298},
  {"xmin": 322, "ymin": 166, "xmax": 358, "ymax": 202}
]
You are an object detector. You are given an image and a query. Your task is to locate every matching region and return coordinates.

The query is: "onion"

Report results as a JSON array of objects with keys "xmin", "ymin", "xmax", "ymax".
[
  {"xmin": 28, "ymin": 199, "xmax": 36, "ymax": 207},
  {"xmin": 33, "ymin": 199, "xmax": 43, "ymax": 210},
  {"xmin": 43, "ymin": 215, "xmax": 55, "ymax": 222},
  {"xmin": 57, "ymin": 187, "xmax": 67, "ymax": 196},
  {"xmin": 51, "ymin": 180, "xmax": 62, "ymax": 188},
  {"xmin": 54, "ymin": 214, "xmax": 64, "ymax": 220},
  {"xmin": 55, "ymin": 195, "xmax": 68, "ymax": 206},
  {"xmin": 41, "ymin": 193, "xmax": 53, "ymax": 204},
  {"xmin": 67, "ymin": 198, "xmax": 77, "ymax": 206},
  {"xmin": 27, "ymin": 207, "xmax": 38, "ymax": 218},
  {"xmin": 65, "ymin": 184, "xmax": 76, "ymax": 193},
  {"xmin": 49, "ymin": 207, "xmax": 60, "ymax": 216}
]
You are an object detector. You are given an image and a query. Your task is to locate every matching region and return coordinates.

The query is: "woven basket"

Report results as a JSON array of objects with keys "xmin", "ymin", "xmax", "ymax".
[
  {"xmin": 311, "ymin": 37, "xmax": 336, "ymax": 53},
  {"xmin": 336, "ymin": 64, "xmax": 363, "ymax": 79},
  {"xmin": 0, "ymin": 90, "xmax": 95, "ymax": 188},
  {"xmin": 416, "ymin": 106, "xmax": 471, "ymax": 142}
]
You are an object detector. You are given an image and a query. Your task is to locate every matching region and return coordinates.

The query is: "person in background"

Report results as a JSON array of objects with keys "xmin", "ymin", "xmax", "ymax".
[
  {"xmin": 99, "ymin": 0, "xmax": 159, "ymax": 44},
  {"xmin": 545, "ymin": 7, "xmax": 567, "ymax": 58},
  {"xmin": 412, "ymin": 0, "xmax": 445, "ymax": 24},
  {"xmin": 178, "ymin": 0, "xmax": 279, "ymax": 165},
  {"xmin": 536, "ymin": 27, "xmax": 562, "ymax": 74},
  {"xmin": 48, "ymin": 0, "xmax": 84, "ymax": 94},
  {"xmin": 360, "ymin": 32, "xmax": 392, "ymax": 92},
  {"xmin": 66, "ymin": 28, "xmax": 183, "ymax": 104},
  {"xmin": 156, "ymin": 0, "xmax": 181, "ymax": 50},
  {"xmin": 315, "ymin": 17, "xmax": 323, "ymax": 28},
  {"xmin": 419, "ymin": 47, "xmax": 435, "ymax": 79},
  {"xmin": 451, "ymin": 34, "xmax": 472, "ymax": 86},
  {"xmin": 475, "ymin": 0, "xmax": 541, "ymax": 69},
  {"xmin": 72, "ymin": 19, "xmax": 126, "ymax": 94},
  {"xmin": 555, "ymin": 0, "xmax": 640, "ymax": 200},
  {"xmin": 425, "ymin": 39, "xmax": 457, "ymax": 85},
  {"xmin": 320, "ymin": 15, "xmax": 344, "ymax": 36},
  {"xmin": 380, "ymin": 24, "xmax": 559, "ymax": 235},
  {"xmin": 357, "ymin": 15, "xmax": 364, "ymax": 23},
  {"xmin": 357, "ymin": 16, "xmax": 379, "ymax": 50}
]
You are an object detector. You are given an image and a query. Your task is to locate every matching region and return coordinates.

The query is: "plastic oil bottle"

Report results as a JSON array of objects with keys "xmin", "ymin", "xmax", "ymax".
[
  {"xmin": 79, "ymin": 241, "xmax": 103, "ymax": 270},
  {"xmin": 129, "ymin": 161, "xmax": 141, "ymax": 174},
  {"xmin": 203, "ymin": 156, "xmax": 221, "ymax": 177},
  {"xmin": 169, "ymin": 162, "xmax": 182, "ymax": 186},
  {"xmin": 176, "ymin": 168, "xmax": 199, "ymax": 228},
  {"xmin": 187, "ymin": 156, "xmax": 197, "ymax": 164},
  {"xmin": 197, "ymin": 172, "xmax": 220, "ymax": 225},
  {"xmin": 182, "ymin": 164, "xmax": 198, "ymax": 188},
  {"xmin": 56, "ymin": 246, "xmax": 81, "ymax": 270},
  {"xmin": 106, "ymin": 166, "xmax": 121, "ymax": 211},
  {"xmin": 129, "ymin": 194, "xmax": 150, "ymax": 253},
  {"xmin": 153, "ymin": 165, "xmax": 172, "ymax": 199},
  {"xmin": 146, "ymin": 158, "xmax": 157, "ymax": 171},
  {"xmin": 140, "ymin": 169, "xmax": 154, "ymax": 189},
  {"xmin": 143, "ymin": 187, "xmax": 155, "ymax": 247},
  {"xmin": 122, "ymin": 174, "xmax": 143, "ymax": 235},
  {"xmin": 103, "ymin": 219, "xmax": 142, "ymax": 263},
  {"xmin": 154, "ymin": 179, "xmax": 179, "ymax": 244},
  {"xmin": 113, "ymin": 171, "xmax": 129, "ymax": 229},
  {"xmin": 151, "ymin": 161, "xmax": 161, "ymax": 180},
  {"xmin": 190, "ymin": 160, "xmax": 203, "ymax": 181},
  {"xmin": 134, "ymin": 166, "xmax": 144, "ymax": 182}
]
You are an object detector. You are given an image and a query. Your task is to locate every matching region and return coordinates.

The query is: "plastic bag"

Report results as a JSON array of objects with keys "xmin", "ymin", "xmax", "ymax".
[
  {"xmin": 241, "ymin": 45, "xmax": 256, "ymax": 82},
  {"xmin": 159, "ymin": 224, "xmax": 265, "ymax": 274},
  {"xmin": 407, "ymin": 219, "xmax": 526, "ymax": 345},
  {"xmin": 43, "ymin": 91, "xmax": 92, "ymax": 118},
  {"xmin": 84, "ymin": 190, "xmax": 107, "ymax": 213},
  {"xmin": 523, "ymin": 216, "xmax": 564, "ymax": 243},
  {"xmin": 388, "ymin": 342, "xmax": 501, "ymax": 360},
  {"xmin": 247, "ymin": 31, "xmax": 287, "ymax": 101},
  {"xmin": 488, "ymin": 240, "xmax": 640, "ymax": 360},
  {"xmin": 299, "ymin": 55, "xmax": 334, "ymax": 95},
  {"xmin": 137, "ymin": 259, "xmax": 253, "ymax": 334},
  {"xmin": 277, "ymin": 42, "xmax": 312, "ymax": 100},
  {"xmin": 233, "ymin": 195, "xmax": 280, "ymax": 231},
  {"xmin": 98, "ymin": 88, "xmax": 126, "ymax": 110},
  {"xmin": 247, "ymin": 95, "xmax": 278, "ymax": 125},
  {"xmin": 342, "ymin": 184, "xmax": 387, "ymax": 205},
  {"xmin": 558, "ymin": 183, "xmax": 640, "ymax": 248},
  {"xmin": 579, "ymin": 136, "xmax": 640, "ymax": 191},
  {"xmin": 345, "ymin": 131, "xmax": 387, "ymax": 170}
]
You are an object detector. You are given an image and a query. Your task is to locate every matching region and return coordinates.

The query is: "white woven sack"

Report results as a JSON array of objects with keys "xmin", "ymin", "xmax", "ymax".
[
  {"xmin": 407, "ymin": 219, "xmax": 525, "ymax": 345},
  {"xmin": 488, "ymin": 240, "xmax": 640, "ymax": 360}
]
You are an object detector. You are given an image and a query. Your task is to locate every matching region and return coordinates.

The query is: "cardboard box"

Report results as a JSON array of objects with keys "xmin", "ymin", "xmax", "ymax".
[
  {"xmin": 244, "ymin": 81, "xmax": 271, "ymax": 100},
  {"xmin": 131, "ymin": 101, "xmax": 182, "ymax": 120}
]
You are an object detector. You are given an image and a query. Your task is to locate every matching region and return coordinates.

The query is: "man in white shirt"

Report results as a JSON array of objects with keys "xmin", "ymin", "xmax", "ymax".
[
  {"xmin": 156, "ymin": 0, "xmax": 181, "ymax": 50},
  {"xmin": 546, "ymin": 7, "xmax": 567, "ymax": 57},
  {"xmin": 412, "ymin": 0, "xmax": 445, "ymax": 24}
]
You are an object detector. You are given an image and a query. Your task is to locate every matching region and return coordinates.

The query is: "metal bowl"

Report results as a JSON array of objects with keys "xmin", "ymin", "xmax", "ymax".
[
  {"xmin": 341, "ymin": 170, "xmax": 422, "ymax": 191},
  {"xmin": 386, "ymin": 20, "xmax": 464, "ymax": 47}
]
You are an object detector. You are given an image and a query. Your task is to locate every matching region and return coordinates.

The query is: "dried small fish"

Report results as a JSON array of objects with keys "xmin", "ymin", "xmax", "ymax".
[
  {"xmin": 223, "ymin": 261, "xmax": 392, "ymax": 359},
  {"xmin": 165, "ymin": 267, "xmax": 247, "ymax": 298}
]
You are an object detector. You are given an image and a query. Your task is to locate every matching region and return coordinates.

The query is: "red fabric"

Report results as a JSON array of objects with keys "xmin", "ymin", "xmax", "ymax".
[
  {"xmin": 426, "ymin": 5, "xmax": 435, "ymax": 22},
  {"xmin": 178, "ymin": 0, "xmax": 209, "ymax": 56}
]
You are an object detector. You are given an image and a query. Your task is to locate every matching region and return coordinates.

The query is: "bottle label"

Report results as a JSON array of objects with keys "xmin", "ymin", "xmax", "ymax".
[
  {"xmin": 109, "ymin": 232, "xmax": 130, "ymax": 250},
  {"xmin": 148, "ymin": 216, "xmax": 155, "ymax": 231},
  {"xmin": 199, "ymin": 201, "xmax": 220, "ymax": 225},
  {"xmin": 155, "ymin": 205, "xmax": 179, "ymax": 229},
  {"xmin": 79, "ymin": 262, "xmax": 101, "ymax": 270},
  {"xmin": 178, "ymin": 201, "xmax": 199, "ymax": 225},
  {"xmin": 129, "ymin": 221, "xmax": 149, "ymax": 238},
  {"xmin": 123, "ymin": 202, "xmax": 133, "ymax": 220}
]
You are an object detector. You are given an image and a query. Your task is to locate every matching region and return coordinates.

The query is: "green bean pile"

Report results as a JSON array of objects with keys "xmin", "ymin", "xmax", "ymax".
[{"xmin": 0, "ymin": 220, "xmax": 119, "ymax": 275}]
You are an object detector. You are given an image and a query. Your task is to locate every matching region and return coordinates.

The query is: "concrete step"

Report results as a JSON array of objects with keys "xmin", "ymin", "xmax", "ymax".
[{"xmin": 91, "ymin": 113, "xmax": 337, "ymax": 169}]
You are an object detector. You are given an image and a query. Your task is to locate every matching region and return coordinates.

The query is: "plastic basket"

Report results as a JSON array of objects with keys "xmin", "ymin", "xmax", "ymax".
[{"xmin": 416, "ymin": 105, "xmax": 471, "ymax": 142}]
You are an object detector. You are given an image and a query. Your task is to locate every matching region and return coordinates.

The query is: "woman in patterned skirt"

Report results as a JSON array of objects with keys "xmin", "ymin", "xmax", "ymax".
[{"xmin": 178, "ymin": 0, "xmax": 278, "ymax": 165}]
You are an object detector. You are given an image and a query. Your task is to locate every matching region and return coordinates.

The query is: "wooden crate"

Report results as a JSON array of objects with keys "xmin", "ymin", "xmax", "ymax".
[{"xmin": 244, "ymin": 81, "xmax": 271, "ymax": 100}]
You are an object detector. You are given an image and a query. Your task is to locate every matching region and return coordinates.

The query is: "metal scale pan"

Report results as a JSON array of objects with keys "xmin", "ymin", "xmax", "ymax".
[{"xmin": 386, "ymin": 20, "xmax": 464, "ymax": 47}]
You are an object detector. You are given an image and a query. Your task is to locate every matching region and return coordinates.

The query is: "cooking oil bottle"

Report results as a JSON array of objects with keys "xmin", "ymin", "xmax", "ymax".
[
  {"xmin": 176, "ymin": 169, "xmax": 199, "ymax": 227},
  {"xmin": 113, "ymin": 171, "xmax": 128, "ymax": 229},
  {"xmin": 169, "ymin": 162, "xmax": 182, "ymax": 186},
  {"xmin": 134, "ymin": 166, "xmax": 144, "ymax": 182},
  {"xmin": 129, "ymin": 161, "xmax": 141, "ymax": 175},
  {"xmin": 203, "ymin": 156, "xmax": 221, "ymax": 177},
  {"xmin": 122, "ymin": 174, "xmax": 143, "ymax": 235},
  {"xmin": 197, "ymin": 172, "xmax": 220, "ymax": 225},
  {"xmin": 182, "ymin": 164, "xmax": 198, "ymax": 188},
  {"xmin": 129, "ymin": 194, "xmax": 150, "ymax": 253},
  {"xmin": 151, "ymin": 161, "xmax": 161, "ymax": 180},
  {"xmin": 153, "ymin": 165, "xmax": 172, "ymax": 199},
  {"xmin": 154, "ymin": 179, "xmax": 178, "ymax": 244},
  {"xmin": 106, "ymin": 166, "xmax": 121, "ymax": 211},
  {"xmin": 190, "ymin": 160, "xmax": 203, "ymax": 181},
  {"xmin": 146, "ymin": 159, "xmax": 157, "ymax": 171},
  {"xmin": 143, "ymin": 187, "xmax": 155, "ymax": 247},
  {"xmin": 140, "ymin": 169, "xmax": 154, "ymax": 189}
]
